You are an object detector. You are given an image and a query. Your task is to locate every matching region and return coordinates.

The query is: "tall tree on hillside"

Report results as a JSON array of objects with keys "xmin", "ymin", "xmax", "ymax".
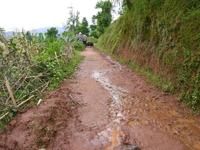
[{"xmin": 93, "ymin": 0, "xmax": 112, "ymax": 37}]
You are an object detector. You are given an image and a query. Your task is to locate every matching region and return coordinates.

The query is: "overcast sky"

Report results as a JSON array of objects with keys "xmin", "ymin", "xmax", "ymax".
[{"xmin": 0, "ymin": 0, "xmax": 99, "ymax": 31}]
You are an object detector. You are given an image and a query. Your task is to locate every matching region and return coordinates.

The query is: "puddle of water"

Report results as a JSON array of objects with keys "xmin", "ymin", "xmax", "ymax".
[
  {"xmin": 91, "ymin": 70, "xmax": 128, "ymax": 148},
  {"xmin": 92, "ymin": 71, "xmax": 127, "ymax": 105}
]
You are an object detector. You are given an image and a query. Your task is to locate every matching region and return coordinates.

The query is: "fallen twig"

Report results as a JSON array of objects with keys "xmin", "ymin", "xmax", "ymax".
[
  {"xmin": 17, "ymin": 95, "xmax": 34, "ymax": 108},
  {"xmin": 0, "ymin": 112, "xmax": 9, "ymax": 120},
  {"xmin": 4, "ymin": 76, "xmax": 17, "ymax": 107},
  {"xmin": 0, "ymin": 95, "xmax": 34, "ymax": 121}
]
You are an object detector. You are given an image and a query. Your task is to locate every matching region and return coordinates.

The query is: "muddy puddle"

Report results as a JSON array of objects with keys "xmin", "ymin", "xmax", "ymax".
[{"xmin": 91, "ymin": 69, "xmax": 127, "ymax": 149}]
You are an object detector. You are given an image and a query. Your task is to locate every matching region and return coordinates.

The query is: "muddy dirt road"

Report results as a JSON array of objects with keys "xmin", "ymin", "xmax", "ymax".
[{"xmin": 0, "ymin": 48, "xmax": 200, "ymax": 150}]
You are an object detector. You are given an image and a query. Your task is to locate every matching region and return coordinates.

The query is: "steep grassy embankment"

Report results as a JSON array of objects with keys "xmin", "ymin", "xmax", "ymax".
[{"xmin": 98, "ymin": 0, "xmax": 200, "ymax": 111}]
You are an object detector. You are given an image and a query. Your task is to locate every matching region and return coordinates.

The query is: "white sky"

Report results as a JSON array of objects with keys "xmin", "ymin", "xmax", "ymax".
[{"xmin": 0, "ymin": 0, "xmax": 99, "ymax": 31}]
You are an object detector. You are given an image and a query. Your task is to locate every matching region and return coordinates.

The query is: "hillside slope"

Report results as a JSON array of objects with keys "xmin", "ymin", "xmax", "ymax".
[{"xmin": 98, "ymin": 0, "xmax": 200, "ymax": 111}]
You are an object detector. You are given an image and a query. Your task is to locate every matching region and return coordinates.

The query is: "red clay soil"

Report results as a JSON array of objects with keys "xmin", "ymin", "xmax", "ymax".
[{"xmin": 0, "ymin": 48, "xmax": 200, "ymax": 150}]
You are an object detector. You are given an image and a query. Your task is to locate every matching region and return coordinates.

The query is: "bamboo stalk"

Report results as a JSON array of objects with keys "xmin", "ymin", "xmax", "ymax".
[
  {"xmin": 17, "ymin": 95, "xmax": 34, "ymax": 108},
  {"xmin": 41, "ymin": 82, "xmax": 49, "ymax": 93},
  {"xmin": 55, "ymin": 52, "xmax": 60, "ymax": 65},
  {"xmin": 0, "ymin": 112, "xmax": 9, "ymax": 120},
  {"xmin": 0, "ymin": 95, "xmax": 34, "ymax": 121},
  {"xmin": 6, "ymin": 75, "xmax": 27, "ymax": 104},
  {"xmin": 4, "ymin": 76, "xmax": 17, "ymax": 107}
]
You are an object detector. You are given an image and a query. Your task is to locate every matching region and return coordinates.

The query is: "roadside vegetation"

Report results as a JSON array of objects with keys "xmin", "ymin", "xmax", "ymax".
[
  {"xmin": 0, "ymin": 0, "xmax": 108, "ymax": 128},
  {"xmin": 97, "ymin": 0, "xmax": 200, "ymax": 112},
  {"xmin": 0, "ymin": 28, "xmax": 83, "ymax": 128}
]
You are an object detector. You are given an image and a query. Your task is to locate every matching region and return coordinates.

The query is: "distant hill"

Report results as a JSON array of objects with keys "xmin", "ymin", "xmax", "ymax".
[
  {"xmin": 31, "ymin": 27, "xmax": 65, "ymax": 34},
  {"xmin": 5, "ymin": 27, "xmax": 65, "ymax": 38},
  {"xmin": 5, "ymin": 31, "xmax": 14, "ymax": 38}
]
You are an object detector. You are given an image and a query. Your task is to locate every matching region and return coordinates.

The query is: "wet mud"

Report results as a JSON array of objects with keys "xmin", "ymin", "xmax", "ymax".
[{"xmin": 0, "ymin": 48, "xmax": 199, "ymax": 150}]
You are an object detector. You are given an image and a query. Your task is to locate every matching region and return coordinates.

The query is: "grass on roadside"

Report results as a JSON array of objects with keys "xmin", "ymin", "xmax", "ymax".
[
  {"xmin": 118, "ymin": 57, "xmax": 174, "ymax": 93},
  {"xmin": 97, "ymin": 45, "xmax": 174, "ymax": 93},
  {"xmin": 49, "ymin": 50, "xmax": 83, "ymax": 89}
]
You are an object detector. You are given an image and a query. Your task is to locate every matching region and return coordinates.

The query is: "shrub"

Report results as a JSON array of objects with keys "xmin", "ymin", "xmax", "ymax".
[{"xmin": 73, "ymin": 41, "xmax": 85, "ymax": 51}]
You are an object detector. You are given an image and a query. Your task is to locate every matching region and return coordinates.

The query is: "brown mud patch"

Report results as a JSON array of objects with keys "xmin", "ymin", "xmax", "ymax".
[{"xmin": 0, "ymin": 82, "xmax": 79, "ymax": 150}]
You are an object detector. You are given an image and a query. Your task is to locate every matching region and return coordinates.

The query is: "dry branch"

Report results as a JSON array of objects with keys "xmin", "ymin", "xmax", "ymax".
[
  {"xmin": 0, "ymin": 95, "xmax": 34, "ymax": 121},
  {"xmin": 17, "ymin": 95, "xmax": 34, "ymax": 108},
  {"xmin": 4, "ymin": 76, "xmax": 17, "ymax": 107},
  {"xmin": 0, "ymin": 112, "xmax": 9, "ymax": 120}
]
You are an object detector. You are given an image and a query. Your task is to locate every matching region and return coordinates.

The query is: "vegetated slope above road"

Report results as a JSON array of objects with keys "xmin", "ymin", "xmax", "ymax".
[{"xmin": 98, "ymin": 0, "xmax": 200, "ymax": 112}]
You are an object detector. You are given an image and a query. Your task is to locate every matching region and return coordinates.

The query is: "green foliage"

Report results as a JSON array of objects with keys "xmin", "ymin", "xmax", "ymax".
[
  {"xmin": 46, "ymin": 27, "xmax": 58, "ymax": 41},
  {"xmin": 121, "ymin": 58, "xmax": 174, "ymax": 93},
  {"xmin": 90, "ymin": 24, "xmax": 98, "ymax": 38},
  {"xmin": 0, "ymin": 29, "xmax": 82, "ymax": 127},
  {"xmin": 25, "ymin": 31, "xmax": 33, "ymax": 42},
  {"xmin": 66, "ymin": 8, "xmax": 80, "ymax": 33},
  {"xmin": 98, "ymin": 0, "xmax": 200, "ymax": 111},
  {"xmin": 65, "ymin": 8, "xmax": 90, "ymax": 37},
  {"xmin": 0, "ymin": 27, "xmax": 6, "ymax": 43},
  {"xmin": 0, "ymin": 33, "xmax": 47, "ymax": 126},
  {"xmin": 38, "ymin": 33, "xmax": 45, "ymax": 42},
  {"xmin": 0, "ymin": 27, "xmax": 7, "ymax": 52},
  {"xmin": 88, "ymin": 36, "xmax": 98, "ymax": 44},
  {"xmin": 72, "ymin": 41, "xmax": 85, "ymax": 51},
  {"xmin": 76, "ymin": 17, "xmax": 89, "ymax": 36},
  {"xmin": 92, "ymin": 0, "xmax": 112, "ymax": 37},
  {"xmin": 35, "ymin": 40, "xmax": 82, "ymax": 88}
]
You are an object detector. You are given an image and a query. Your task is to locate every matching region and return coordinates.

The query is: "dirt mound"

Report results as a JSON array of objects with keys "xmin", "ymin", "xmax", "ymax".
[{"xmin": 0, "ymin": 82, "xmax": 78, "ymax": 150}]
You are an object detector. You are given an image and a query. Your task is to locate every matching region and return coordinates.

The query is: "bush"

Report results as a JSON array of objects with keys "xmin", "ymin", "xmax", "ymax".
[
  {"xmin": 88, "ymin": 37, "xmax": 98, "ymax": 44},
  {"xmin": 73, "ymin": 41, "xmax": 85, "ymax": 51}
]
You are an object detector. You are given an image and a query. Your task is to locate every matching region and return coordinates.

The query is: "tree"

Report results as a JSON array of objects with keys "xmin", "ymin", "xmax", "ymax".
[
  {"xmin": 77, "ymin": 17, "xmax": 89, "ymax": 35},
  {"xmin": 93, "ymin": 0, "xmax": 112, "ymax": 37},
  {"xmin": 25, "ymin": 31, "xmax": 33, "ymax": 42},
  {"xmin": 38, "ymin": 33, "xmax": 45, "ymax": 42},
  {"xmin": 90, "ymin": 24, "xmax": 98, "ymax": 38},
  {"xmin": 46, "ymin": 27, "xmax": 58, "ymax": 40},
  {"xmin": 66, "ymin": 7, "xmax": 80, "ymax": 33}
]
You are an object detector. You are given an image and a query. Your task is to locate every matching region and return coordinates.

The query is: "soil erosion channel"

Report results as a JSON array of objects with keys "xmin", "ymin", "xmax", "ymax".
[{"xmin": 0, "ymin": 48, "xmax": 200, "ymax": 150}]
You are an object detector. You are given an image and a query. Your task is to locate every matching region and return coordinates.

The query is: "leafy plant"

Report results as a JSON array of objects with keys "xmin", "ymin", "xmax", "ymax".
[
  {"xmin": 72, "ymin": 41, "xmax": 85, "ymax": 51},
  {"xmin": 92, "ymin": 0, "xmax": 113, "ymax": 37}
]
